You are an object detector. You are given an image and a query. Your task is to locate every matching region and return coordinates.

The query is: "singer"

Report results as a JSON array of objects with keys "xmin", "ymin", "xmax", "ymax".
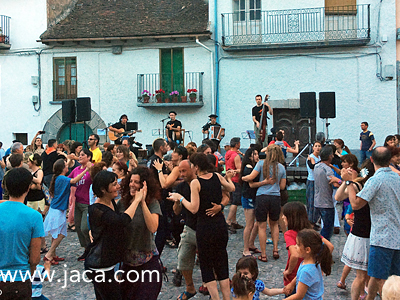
[{"xmin": 165, "ymin": 111, "xmax": 182, "ymax": 144}]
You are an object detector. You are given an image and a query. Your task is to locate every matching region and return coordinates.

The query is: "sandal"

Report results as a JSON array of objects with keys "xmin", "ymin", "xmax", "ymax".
[
  {"xmin": 198, "ymin": 285, "xmax": 209, "ymax": 295},
  {"xmin": 40, "ymin": 247, "xmax": 49, "ymax": 254},
  {"xmin": 249, "ymin": 247, "xmax": 261, "ymax": 253},
  {"xmin": 68, "ymin": 225, "xmax": 76, "ymax": 232},
  {"xmin": 53, "ymin": 256, "xmax": 65, "ymax": 262},
  {"xmin": 177, "ymin": 291, "xmax": 197, "ymax": 300},
  {"xmin": 43, "ymin": 256, "xmax": 59, "ymax": 265},
  {"xmin": 337, "ymin": 280, "xmax": 347, "ymax": 290},
  {"xmin": 273, "ymin": 250, "xmax": 280, "ymax": 259},
  {"xmin": 242, "ymin": 253, "xmax": 254, "ymax": 257},
  {"xmin": 258, "ymin": 255, "xmax": 268, "ymax": 262}
]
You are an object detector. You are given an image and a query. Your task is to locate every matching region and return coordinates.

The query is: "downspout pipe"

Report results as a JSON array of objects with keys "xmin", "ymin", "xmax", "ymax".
[
  {"xmin": 196, "ymin": 38, "xmax": 216, "ymax": 114},
  {"xmin": 214, "ymin": 0, "xmax": 219, "ymax": 119}
]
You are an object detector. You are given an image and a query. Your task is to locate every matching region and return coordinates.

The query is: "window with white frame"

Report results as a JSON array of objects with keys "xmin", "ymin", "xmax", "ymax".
[{"xmin": 233, "ymin": 0, "xmax": 261, "ymax": 21}]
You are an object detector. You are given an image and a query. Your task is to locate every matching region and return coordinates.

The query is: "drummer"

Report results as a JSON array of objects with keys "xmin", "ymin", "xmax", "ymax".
[{"xmin": 202, "ymin": 114, "xmax": 221, "ymax": 137}]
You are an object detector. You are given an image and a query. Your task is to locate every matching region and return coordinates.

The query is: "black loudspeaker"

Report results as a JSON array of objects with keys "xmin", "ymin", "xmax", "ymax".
[
  {"xmin": 319, "ymin": 92, "xmax": 336, "ymax": 119},
  {"xmin": 62, "ymin": 99, "xmax": 75, "ymax": 123},
  {"xmin": 76, "ymin": 97, "xmax": 91, "ymax": 122},
  {"xmin": 300, "ymin": 92, "xmax": 316, "ymax": 118}
]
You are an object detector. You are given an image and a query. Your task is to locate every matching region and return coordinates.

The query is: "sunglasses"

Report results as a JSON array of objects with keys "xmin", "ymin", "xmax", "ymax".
[{"xmin": 88, "ymin": 138, "xmax": 96, "ymax": 141}]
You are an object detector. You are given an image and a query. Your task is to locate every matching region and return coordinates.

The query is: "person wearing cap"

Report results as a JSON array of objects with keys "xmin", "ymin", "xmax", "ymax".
[
  {"xmin": 202, "ymin": 114, "xmax": 221, "ymax": 135},
  {"xmin": 166, "ymin": 111, "xmax": 182, "ymax": 144}
]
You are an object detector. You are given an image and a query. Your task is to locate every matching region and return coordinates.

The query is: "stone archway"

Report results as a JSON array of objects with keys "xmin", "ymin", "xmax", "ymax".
[{"xmin": 41, "ymin": 109, "xmax": 106, "ymax": 143}]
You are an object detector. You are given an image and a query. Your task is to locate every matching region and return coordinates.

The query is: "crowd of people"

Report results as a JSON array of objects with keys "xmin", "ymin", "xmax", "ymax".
[{"xmin": 0, "ymin": 119, "xmax": 400, "ymax": 300}]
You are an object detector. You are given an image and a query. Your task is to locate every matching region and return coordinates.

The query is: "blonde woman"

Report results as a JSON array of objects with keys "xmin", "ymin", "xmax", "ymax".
[{"xmin": 242, "ymin": 144, "xmax": 286, "ymax": 262}]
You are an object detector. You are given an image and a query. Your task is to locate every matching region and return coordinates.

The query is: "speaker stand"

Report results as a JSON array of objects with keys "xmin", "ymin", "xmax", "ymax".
[
  {"xmin": 84, "ymin": 121, "xmax": 87, "ymax": 148},
  {"xmin": 325, "ymin": 118, "xmax": 331, "ymax": 144},
  {"xmin": 289, "ymin": 118, "xmax": 313, "ymax": 166}
]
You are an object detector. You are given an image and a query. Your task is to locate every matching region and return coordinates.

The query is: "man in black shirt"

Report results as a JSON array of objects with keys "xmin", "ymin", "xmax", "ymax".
[
  {"xmin": 41, "ymin": 139, "xmax": 64, "ymax": 187},
  {"xmin": 147, "ymin": 138, "xmax": 170, "ymax": 256},
  {"xmin": 166, "ymin": 111, "xmax": 182, "ymax": 144},
  {"xmin": 252, "ymin": 94, "xmax": 273, "ymax": 147},
  {"xmin": 202, "ymin": 114, "xmax": 224, "ymax": 144},
  {"xmin": 167, "ymin": 159, "xmax": 198, "ymax": 297},
  {"xmin": 109, "ymin": 114, "xmax": 135, "ymax": 144}
]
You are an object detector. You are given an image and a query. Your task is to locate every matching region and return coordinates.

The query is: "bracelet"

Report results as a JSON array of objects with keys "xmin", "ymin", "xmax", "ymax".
[
  {"xmin": 179, "ymin": 197, "xmax": 184, "ymax": 203},
  {"xmin": 220, "ymin": 204, "xmax": 225, "ymax": 210},
  {"xmin": 157, "ymin": 170, "xmax": 162, "ymax": 174}
]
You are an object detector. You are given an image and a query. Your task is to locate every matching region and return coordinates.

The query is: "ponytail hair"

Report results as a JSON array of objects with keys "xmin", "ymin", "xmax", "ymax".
[
  {"xmin": 297, "ymin": 229, "xmax": 333, "ymax": 275},
  {"xmin": 49, "ymin": 159, "xmax": 66, "ymax": 197},
  {"xmin": 232, "ymin": 271, "xmax": 256, "ymax": 297}
]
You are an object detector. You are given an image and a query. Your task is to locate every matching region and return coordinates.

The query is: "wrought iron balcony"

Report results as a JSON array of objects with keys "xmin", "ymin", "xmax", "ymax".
[
  {"xmin": 0, "ymin": 15, "xmax": 11, "ymax": 49},
  {"xmin": 53, "ymin": 80, "xmax": 77, "ymax": 101},
  {"xmin": 137, "ymin": 72, "xmax": 204, "ymax": 107},
  {"xmin": 221, "ymin": 5, "xmax": 370, "ymax": 50}
]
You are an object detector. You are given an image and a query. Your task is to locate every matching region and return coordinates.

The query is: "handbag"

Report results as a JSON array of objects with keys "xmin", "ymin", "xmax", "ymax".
[{"xmin": 84, "ymin": 237, "xmax": 105, "ymax": 269}]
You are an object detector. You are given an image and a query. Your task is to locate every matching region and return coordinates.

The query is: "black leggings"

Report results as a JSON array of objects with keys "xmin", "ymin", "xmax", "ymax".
[{"xmin": 120, "ymin": 255, "xmax": 162, "ymax": 300}]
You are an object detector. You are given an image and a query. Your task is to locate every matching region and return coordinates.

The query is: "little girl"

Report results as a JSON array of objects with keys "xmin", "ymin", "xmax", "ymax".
[
  {"xmin": 232, "ymin": 256, "xmax": 284, "ymax": 299},
  {"xmin": 282, "ymin": 202, "xmax": 333, "ymax": 289},
  {"xmin": 231, "ymin": 272, "xmax": 256, "ymax": 300},
  {"xmin": 43, "ymin": 159, "xmax": 89, "ymax": 265},
  {"xmin": 285, "ymin": 229, "xmax": 333, "ymax": 300}
]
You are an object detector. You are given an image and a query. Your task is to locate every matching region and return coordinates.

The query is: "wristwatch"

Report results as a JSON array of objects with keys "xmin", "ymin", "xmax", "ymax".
[{"xmin": 345, "ymin": 180, "xmax": 354, "ymax": 185}]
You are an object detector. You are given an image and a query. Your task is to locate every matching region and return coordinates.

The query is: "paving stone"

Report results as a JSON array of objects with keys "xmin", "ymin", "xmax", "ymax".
[{"xmin": 41, "ymin": 203, "xmax": 375, "ymax": 299}]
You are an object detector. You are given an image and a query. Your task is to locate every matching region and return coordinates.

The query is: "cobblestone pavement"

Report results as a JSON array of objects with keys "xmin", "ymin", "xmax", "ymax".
[{"xmin": 42, "ymin": 204, "xmax": 376, "ymax": 300}]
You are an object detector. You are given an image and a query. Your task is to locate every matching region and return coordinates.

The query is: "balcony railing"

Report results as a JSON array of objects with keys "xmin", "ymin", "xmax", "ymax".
[
  {"xmin": 221, "ymin": 5, "xmax": 370, "ymax": 50},
  {"xmin": 0, "ymin": 15, "xmax": 11, "ymax": 48},
  {"xmin": 137, "ymin": 72, "xmax": 204, "ymax": 107},
  {"xmin": 53, "ymin": 80, "xmax": 77, "ymax": 101}
]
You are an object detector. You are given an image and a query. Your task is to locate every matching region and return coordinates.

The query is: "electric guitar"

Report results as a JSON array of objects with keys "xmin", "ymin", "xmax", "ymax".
[{"xmin": 108, "ymin": 129, "xmax": 142, "ymax": 141}]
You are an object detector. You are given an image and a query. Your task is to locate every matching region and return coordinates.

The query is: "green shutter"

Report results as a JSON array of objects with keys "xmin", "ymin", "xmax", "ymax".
[{"xmin": 160, "ymin": 48, "xmax": 184, "ymax": 96}]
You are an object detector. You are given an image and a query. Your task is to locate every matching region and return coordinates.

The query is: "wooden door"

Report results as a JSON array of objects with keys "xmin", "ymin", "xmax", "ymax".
[{"xmin": 273, "ymin": 109, "xmax": 316, "ymax": 147}]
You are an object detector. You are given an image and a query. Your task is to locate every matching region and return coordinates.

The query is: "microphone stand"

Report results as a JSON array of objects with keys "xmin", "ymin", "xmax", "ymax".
[{"xmin": 160, "ymin": 117, "xmax": 169, "ymax": 139}]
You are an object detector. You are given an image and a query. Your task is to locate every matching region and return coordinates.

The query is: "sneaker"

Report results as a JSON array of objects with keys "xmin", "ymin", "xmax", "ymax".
[
  {"xmin": 334, "ymin": 227, "xmax": 340, "ymax": 234},
  {"xmin": 227, "ymin": 224, "xmax": 237, "ymax": 234},
  {"xmin": 231, "ymin": 222, "xmax": 244, "ymax": 229},
  {"xmin": 266, "ymin": 238, "xmax": 273, "ymax": 244},
  {"xmin": 172, "ymin": 270, "xmax": 182, "ymax": 287}
]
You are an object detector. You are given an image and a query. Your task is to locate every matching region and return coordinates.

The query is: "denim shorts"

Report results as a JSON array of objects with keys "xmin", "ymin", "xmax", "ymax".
[
  {"xmin": 368, "ymin": 245, "xmax": 400, "ymax": 279},
  {"xmin": 241, "ymin": 196, "xmax": 255, "ymax": 209}
]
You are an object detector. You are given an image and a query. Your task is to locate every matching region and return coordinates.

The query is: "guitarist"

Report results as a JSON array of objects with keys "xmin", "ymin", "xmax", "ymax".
[
  {"xmin": 109, "ymin": 114, "xmax": 134, "ymax": 144},
  {"xmin": 165, "ymin": 111, "xmax": 182, "ymax": 144},
  {"xmin": 252, "ymin": 94, "xmax": 273, "ymax": 147}
]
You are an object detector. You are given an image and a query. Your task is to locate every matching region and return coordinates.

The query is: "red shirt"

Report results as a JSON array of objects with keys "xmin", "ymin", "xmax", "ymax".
[
  {"xmin": 269, "ymin": 140, "xmax": 291, "ymax": 148},
  {"xmin": 284, "ymin": 230, "xmax": 303, "ymax": 286},
  {"xmin": 225, "ymin": 150, "xmax": 240, "ymax": 183}
]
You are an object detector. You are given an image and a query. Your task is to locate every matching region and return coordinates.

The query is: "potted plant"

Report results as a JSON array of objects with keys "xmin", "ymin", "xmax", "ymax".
[
  {"xmin": 170, "ymin": 90, "xmax": 179, "ymax": 103},
  {"xmin": 141, "ymin": 90, "xmax": 151, "ymax": 103},
  {"xmin": 155, "ymin": 89, "xmax": 165, "ymax": 103},
  {"xmin": 0, "ymin": 28, "xmax": 5, "ymax": 43},
  {"xmin": 187, "ymin": 89, "xmax": 197, "ymax": 102},
  {"xmin": 181, "ymin": 95, "xmax": 187, "ymax": 102}
]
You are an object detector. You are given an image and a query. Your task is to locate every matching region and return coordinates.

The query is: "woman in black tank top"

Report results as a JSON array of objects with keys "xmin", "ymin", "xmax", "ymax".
[{"xmin": 169, "ymin": 153, "xmax": 235, "ymax": 300}]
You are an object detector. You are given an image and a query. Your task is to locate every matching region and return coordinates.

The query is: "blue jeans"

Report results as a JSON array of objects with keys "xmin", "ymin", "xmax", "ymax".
[
  {"xmin": 360, "ymin": 150, "xmax": 372, "ymax": 164},
  {"xmin": 316, "ymin": 207, "xmax": 335, "ymax": 241}
]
